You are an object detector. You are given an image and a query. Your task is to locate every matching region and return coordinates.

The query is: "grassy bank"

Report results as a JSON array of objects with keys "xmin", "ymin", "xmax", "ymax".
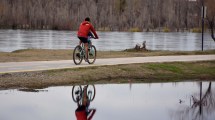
[
  {"xmin": 0, "ymin": 61, "xmax": 214, "ymax": 89},
  {"xmin": 0, "ymin": 49, "xmax": 215, "ymax": 62},
  {"xmin": 0, "ymin": 49, "xmax": 214, "ymax": 89}
]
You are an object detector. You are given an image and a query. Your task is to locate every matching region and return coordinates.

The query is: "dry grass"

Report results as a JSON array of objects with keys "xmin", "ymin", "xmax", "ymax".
[{"xmin": 0, "ymin": 49, "xmax": 214, "ymax": 62}]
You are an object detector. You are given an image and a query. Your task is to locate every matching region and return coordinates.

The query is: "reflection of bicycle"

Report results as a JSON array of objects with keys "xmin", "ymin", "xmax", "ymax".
[
  {"xmin": 73, "ymin": 37, "xmax": 97, "ymax": 65},
  {"xmin": 72, "ymin": 85, "xmax": 96, "ymax": 105}
]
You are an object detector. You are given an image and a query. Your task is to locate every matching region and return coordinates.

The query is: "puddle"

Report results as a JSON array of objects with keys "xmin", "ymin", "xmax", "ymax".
[{"xmin": 0, "ymin": 81, "xmax": 214, "ymax": 120}]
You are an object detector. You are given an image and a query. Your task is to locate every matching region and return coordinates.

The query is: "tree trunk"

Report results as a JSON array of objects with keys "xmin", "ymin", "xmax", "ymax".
[{"xmin": 208, "ymin": 20, "xmax": 215, "ymax": 41}]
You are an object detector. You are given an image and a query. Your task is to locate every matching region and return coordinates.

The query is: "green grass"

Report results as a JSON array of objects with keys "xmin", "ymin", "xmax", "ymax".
[
  {"xmin": 1, "ymin": 61, "xmax": 215, "ymax": 89},
  {"xmin": 0, "ymin": 49, "xmax": 214, "ymax": 89},
  {"xmin": 146, "ymin": 63, "xmax": 183, "ymax": 73}
]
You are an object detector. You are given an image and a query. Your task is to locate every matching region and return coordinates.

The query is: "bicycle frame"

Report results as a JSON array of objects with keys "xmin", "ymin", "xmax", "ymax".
[
  {"xmin": 80, "ymin": 39, "xmax": 92, "ymax": 59},
  {"xmin": 79, "ymin": 44, "xmax": 86, "ymax": 59}
]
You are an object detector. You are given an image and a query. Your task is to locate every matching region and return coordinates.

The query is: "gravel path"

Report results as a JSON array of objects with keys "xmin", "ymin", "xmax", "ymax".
[{"xmin": 0, "ymin": 55, "xmax": 215, "ymax": 74}]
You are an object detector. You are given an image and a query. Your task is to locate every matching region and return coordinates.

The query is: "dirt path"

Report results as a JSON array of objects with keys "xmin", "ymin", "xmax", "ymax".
[{"xmin": 0, "ymin": 55, "xmax": 214, "ymax": 74}]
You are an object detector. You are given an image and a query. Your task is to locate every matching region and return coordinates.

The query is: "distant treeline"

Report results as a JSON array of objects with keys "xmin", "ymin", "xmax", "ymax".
[{"xmin": 0, "ymin": 0, "xmax": 214, "ymax": 32}]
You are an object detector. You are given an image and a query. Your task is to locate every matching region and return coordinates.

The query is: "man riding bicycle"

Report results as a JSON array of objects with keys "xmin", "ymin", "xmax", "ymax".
[{"xmin": 77, "ymin": 17, "xmax": 99, "ymax": 62}]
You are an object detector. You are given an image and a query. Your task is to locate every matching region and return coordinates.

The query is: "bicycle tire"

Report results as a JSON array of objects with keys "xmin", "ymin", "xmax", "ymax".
[
  {"xmin": 87, "ymin": 85, "xmax": 96, "ymax": 101},
  {"xmin": 73, "ymin": 45, "xmax": 83, "ymax": 65},
  {"xmin": 72, "ymin": 85, "xmax": 82, "ymax": 103},
  {"xmin": 87, "ymin": 45, "xmax": 97, "ymax": 64}
]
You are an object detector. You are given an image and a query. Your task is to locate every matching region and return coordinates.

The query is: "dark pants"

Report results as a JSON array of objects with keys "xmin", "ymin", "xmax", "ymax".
[{"xmin": 78, "ymin": 37, "xmax": 88, "ymax": 43}]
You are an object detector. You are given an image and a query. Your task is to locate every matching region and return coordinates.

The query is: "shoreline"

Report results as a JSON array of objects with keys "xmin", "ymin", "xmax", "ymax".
[
  {"xmin": 0, "ymin": 49, "xmax": 215, "ymax": 62},
  {"xmin": 0, "ymin": 61, "xmax": 214, "ymax": 90},
  {"xmin": 0, "ymin": 49, "xmax": 214, "ymax": 89}
]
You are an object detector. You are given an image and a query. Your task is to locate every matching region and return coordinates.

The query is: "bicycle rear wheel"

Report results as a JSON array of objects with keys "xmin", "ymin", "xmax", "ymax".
[
  {"xmin": 72, "ymin": 85, "xmax": 82, "ymax": 103},
  {"xmin": 88, "ymin": 45, "xmax": 97, "ymax": 64},
  {"xmin": 73, "ymin": 45, "xmax": 83, "ymax": 65}
]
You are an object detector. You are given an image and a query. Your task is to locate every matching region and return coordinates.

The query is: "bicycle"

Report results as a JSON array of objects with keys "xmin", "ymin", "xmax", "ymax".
[
  {"xmin": 73, "ymin": 37, "xmax": 97, "ymax": 65},
  {"xmin": 71, "ymin": 84, "xmax": 96, "ymax": 105}
]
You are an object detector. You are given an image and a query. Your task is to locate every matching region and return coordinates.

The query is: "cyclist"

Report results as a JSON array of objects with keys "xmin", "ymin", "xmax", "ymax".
[
  {"xmin": 75, "ymin": 86, "xmax": 96, "ymax": 120},
  {"xmin": 77, "ymin": 17, "xmax": 99, "ymax": 62}
]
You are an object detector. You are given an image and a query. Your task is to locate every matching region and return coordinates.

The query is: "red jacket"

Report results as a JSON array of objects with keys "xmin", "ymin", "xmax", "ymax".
[
  {"xmin": 77, "ymin": 21, "xmax": 98, "ymax": 39},
  {"xmin": 75, "ymin": 109, "xmax": 96, "ymax": 120},
  {"xmin": 75, "ymin": 110, "xmax": 87, "ymax": 120}
]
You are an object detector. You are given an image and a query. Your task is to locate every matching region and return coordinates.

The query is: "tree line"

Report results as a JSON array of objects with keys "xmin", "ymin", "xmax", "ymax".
[{"xmin": 0, "ymin": 0, "xmax": 214, "ymax": 34}]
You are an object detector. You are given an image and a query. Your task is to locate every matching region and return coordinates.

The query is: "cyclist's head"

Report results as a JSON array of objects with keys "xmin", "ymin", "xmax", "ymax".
[{"xmin": 85, "ymin": 17, "xmax": 90, "ymax": 22}]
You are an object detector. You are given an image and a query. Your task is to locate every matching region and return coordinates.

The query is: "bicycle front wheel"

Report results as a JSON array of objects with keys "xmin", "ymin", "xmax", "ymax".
[
  {"xmin": 88, "ymin": 45, "xmax": 97, "ymax": 64},
  {"xmin": 73, "ymin": 45, "xmax": 83, "ymax": 65},
  {"xmin": 87, "ymin": 85, "xmax": 96, "ymax": 101}
]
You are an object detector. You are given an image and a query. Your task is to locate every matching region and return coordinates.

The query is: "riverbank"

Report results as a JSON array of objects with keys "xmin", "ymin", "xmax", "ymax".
[
  {"xmin": 0, "ymin": 61, "xmax": 214, "ymax": 89},
  {"xmin": 0, "ymin": 49, "xmax": 215, "ymax": 62},
  {"xmin": 0, "ymin": 49, "xmax": 214, "ymax": 89}
]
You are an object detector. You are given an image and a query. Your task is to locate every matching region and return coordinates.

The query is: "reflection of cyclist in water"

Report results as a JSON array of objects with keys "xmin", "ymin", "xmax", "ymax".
[{"xmin": 75, "ymin": 86, "xmax": 96, "ymax": 120}]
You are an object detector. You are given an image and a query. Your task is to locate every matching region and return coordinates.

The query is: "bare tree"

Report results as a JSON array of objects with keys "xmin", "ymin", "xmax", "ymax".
[
  {"xmin": 0, "ymin": 0, "xmax": 212, "ymax": 32},
  {"xmin": 205, "ymin": 0, "xmax": 215, "ymax": 41}
]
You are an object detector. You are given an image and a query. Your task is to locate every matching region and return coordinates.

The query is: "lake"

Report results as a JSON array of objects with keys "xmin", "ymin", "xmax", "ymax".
[
  {"xmin": 0, "ymin": 30, "xmax": 215, "ymax": 52},
  {"xmin": 0, "ymin": 81, "xmax": 214, "ymax": 120}
]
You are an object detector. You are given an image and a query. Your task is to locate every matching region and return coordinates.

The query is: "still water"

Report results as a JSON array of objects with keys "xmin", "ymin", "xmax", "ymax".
[
  {"xmin": 0, "ymin": 29, "xmax": 215, "ymax": 52},
  {"xmin": 0, "ymin": 81, "xmax": 214, "ymax": 120}
]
